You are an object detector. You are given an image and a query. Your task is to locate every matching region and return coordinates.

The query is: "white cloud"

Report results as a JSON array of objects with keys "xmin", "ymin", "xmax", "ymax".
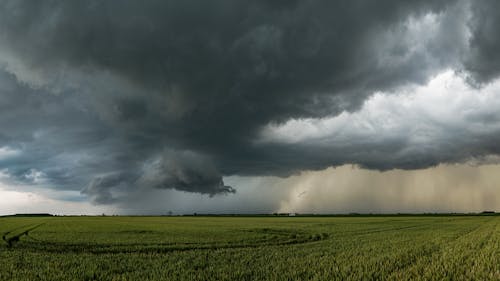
[
  {"xmin": 259, "ymin": 70, "xmax": 500, "ymax": 164},
  {"xmin": 0, "ymin": 183, "xmax": 116, "ymax": 216},
  {"xmin": 0, "ymin": 146, "xmax": 20, "ymax": 160}
]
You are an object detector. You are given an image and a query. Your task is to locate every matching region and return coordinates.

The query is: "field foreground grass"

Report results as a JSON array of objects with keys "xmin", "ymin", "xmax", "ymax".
[{"xmin": 1, "ymin": 216, "xmax": 499, "ymax": 280}]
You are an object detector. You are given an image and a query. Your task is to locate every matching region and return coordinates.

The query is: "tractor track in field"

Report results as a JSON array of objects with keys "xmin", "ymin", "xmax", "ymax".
[
  {"xmin": 14, "ymin": 229, "xmax": 330, "ymax": 254},
  {"xmin": 2, "ymin": 223, "xmax": 45, "ymax": 247},
  {"xmin": 348, "ymin": 223, "xmax": 434, "ymax": 236},
  {"xmin": 386, "ymin": 220, "xmax": 492, "ymax": 279}
]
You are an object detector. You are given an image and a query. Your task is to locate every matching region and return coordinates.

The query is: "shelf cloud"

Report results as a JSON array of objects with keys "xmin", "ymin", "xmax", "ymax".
[{"xmin": 1, "ymin": 0, "xmax": 500, "ymax": 207}]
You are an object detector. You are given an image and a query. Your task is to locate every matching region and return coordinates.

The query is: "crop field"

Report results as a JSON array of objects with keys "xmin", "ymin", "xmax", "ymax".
[{"xmin": 0, "ymin": 215, "xmax": 499, "ymax": 280}]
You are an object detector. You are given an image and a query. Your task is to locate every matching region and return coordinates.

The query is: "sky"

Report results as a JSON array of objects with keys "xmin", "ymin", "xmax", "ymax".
[{"xmin": 1, "ymin": 0, "xmax": 500, "ymax": 215}]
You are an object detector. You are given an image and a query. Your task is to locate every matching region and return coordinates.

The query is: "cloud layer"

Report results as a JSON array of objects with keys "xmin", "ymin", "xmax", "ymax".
[
  {"xmin": 0, "ymin": 1, "xmax": 500, "ymax": 205},
  {"xmin": 259, "ymin": 71, "xmax": 500, "ymax": 170}
]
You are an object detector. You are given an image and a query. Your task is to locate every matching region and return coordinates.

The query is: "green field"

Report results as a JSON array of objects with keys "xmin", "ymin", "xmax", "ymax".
[{"xmin": 1, "ymin": 216, "xmax": 499, "ymax": 280}]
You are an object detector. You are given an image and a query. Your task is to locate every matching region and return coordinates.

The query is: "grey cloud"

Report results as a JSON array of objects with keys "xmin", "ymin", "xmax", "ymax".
[
  {"xmin": 464, "ymin": 1, "xmax": 500, "ymax": 84},
  {"xmin": 81, "ymin": 173, "xmax": 123, "ymax": 205},
  {"xmin": 0, "ymin": 1, "xmax": 500, "ymax": 205},
  {"xmin": 138, "ymin": 150, "xmax": 235, "ymax": 196}
]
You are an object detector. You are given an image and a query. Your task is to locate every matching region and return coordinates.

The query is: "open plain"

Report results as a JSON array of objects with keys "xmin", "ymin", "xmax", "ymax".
[{"xmin": 1, "ymin": 215, "xmax": 499, "ymax": 280}]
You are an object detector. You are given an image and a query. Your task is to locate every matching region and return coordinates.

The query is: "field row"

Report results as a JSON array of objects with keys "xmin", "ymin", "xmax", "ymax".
[{"xmin": 1, "ymin": 216, "xmax": 499, "ymax": 280}]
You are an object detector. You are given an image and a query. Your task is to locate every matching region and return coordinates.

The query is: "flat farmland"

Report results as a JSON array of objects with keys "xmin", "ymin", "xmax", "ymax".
[{"xmin": 1, "ymin": 216, "xmax": 499, "ymax": 280}]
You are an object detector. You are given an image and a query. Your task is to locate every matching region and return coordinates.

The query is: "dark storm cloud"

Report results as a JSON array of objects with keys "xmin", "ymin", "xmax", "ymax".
[
  {"xmin": 138, "ymin": 150, "xmax": 235, "ymax": 196},
  {"xmin": 464, "ymin": 1, "xmax": 500, "ymax": 84},
  {"xmin": 81, "ymin": 173, "xmax": 123, "ymax": 205},
  {"xmin": 1, "ymin": 0, "xmax": 500, "ymax": 204}
]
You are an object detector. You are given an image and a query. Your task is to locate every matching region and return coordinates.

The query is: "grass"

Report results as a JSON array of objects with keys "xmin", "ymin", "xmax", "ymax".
[{"xmin": 0, "ymin": 216, "xmax": 499, "ymax": 280}]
